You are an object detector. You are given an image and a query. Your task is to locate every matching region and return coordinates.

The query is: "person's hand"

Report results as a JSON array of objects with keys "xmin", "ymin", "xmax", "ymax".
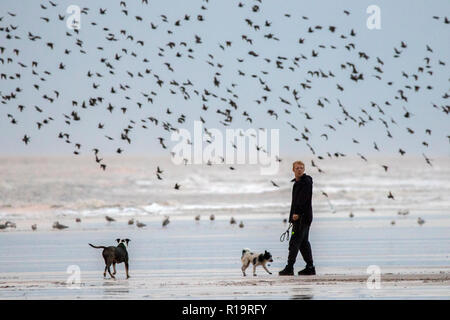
[{"xmin": 292, "ymin": 214, "xmax": 299, "ymax": 221}]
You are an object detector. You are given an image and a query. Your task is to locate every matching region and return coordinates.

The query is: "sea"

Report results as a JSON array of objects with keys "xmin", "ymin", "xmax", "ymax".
[{"xmin": 0, "ymin": 155, "xmax": 449, "ymax": 228}]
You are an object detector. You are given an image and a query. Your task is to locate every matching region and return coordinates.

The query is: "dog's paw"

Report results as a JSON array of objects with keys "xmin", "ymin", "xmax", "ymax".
[
  {"xmin": 269, "ymin": 272, "xmax": 273, "ymax": 275},
  {"xmin": 253, "ymin": 274, "xmax": 257, "ymax": 277}
]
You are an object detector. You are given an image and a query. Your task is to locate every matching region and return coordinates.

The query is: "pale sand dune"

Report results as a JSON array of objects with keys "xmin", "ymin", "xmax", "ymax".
[{"xmin": 0, "ymin": 216, "xmax": 449, "ymax": 299}]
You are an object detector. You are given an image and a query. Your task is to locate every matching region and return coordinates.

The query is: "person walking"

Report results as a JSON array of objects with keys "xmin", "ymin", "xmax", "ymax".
[{"xmin": 279, "ymin": 160, "xmax": 316, "ymax": 276}]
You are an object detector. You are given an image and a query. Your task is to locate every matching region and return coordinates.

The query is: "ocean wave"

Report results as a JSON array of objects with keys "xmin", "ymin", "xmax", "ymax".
[{"xmin": 61, "ymin": 206, "xmax": 143, "ymax": 217}]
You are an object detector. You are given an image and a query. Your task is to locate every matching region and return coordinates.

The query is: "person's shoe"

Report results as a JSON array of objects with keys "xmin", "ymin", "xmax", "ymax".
[
  {"xmin": 298, "ymin": 266, "xmax": 316, "ymax": 275},
  {"xmin": 278, "ymin": 266, "xmax": 294, "ymax": 276}
]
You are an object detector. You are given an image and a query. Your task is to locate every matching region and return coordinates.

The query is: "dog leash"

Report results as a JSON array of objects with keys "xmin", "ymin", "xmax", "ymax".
[{"xmin": 280, "ymin": 223, "xmax": 293, "ymax": 242}]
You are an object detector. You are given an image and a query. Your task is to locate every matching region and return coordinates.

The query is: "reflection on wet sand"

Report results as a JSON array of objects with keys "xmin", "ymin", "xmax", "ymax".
[
  {"xmin": 290, "ymin": 287, "xmax": 313, "ymax": 300},
  {"xmin": 103, "ymin": 279, "xmax": 130, "ymax": 298}
]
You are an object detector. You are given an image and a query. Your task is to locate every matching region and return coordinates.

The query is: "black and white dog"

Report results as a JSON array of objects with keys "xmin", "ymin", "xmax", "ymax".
[
  {"xmin": 241, "ymin": 248, "xmax": 273, "ymax": 276},
  {"xmin": 89, "ymin": 238, "xmax": 130, "ymax": 279}
]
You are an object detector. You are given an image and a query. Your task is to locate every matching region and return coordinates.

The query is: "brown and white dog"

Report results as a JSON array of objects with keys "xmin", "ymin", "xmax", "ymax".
[
  {"xmin": 89, "ymin": 239, "xmax": 130, "ymax": 279},
  {"xmin": 241, "ymin": 248, "xmax": 273, "ymax": 276}
]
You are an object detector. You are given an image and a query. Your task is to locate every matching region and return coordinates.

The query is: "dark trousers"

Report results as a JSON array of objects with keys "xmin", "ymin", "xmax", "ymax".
[{"xmin": 287, "ymin": 223, "xmax": 314, "ymax": 267}]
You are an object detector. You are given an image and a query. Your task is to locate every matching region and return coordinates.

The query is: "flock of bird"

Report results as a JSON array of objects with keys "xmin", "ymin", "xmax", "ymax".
[
  {"xmin": 1, "ymin": 207, "xmax": 426, "ymax": 231},
  {"xmin": 0, "ymin": 213, "xmax": 245, "ymax": 231},
  {"xmin": 0, "ymin": 0, "xmax": 449, "ymax": 214},
  {"xmin": 49, "ymin": 214, "xmax": 172, "ymax": 229}
]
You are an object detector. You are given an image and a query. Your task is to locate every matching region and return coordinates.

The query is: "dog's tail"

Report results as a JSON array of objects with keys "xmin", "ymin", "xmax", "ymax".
[{"xmin": 89, "ymin": 243, "xmax": 107, "ymax": 249}]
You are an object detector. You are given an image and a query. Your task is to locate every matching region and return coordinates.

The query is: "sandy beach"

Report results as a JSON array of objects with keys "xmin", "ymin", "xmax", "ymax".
[{"xmin": 1, "ymin": 215, "xmax": 449, "ymax": 299}]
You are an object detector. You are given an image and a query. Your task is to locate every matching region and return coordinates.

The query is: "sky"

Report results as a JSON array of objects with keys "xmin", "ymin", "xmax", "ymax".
[{"xmin": 0, "ymin": 0, "xmax": 449, "ymax": 160}]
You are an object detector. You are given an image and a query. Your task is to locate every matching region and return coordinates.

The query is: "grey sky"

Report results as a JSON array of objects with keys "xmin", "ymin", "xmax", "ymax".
[{"xmin": 0, "ymin": 0, "xmax": 449, "ymax": 159}]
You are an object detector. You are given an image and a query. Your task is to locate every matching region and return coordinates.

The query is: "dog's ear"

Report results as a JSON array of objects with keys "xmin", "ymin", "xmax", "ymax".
[
  {"xmin": 125, "ymin": 239, "xmax": 130, "ymax": 245},
  {"xmin": 116, "ymin": 238, "xmax": 120, "ymax": 243}
]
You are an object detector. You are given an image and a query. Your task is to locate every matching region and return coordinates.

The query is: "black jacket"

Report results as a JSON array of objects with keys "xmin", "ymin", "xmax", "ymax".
[{"xmin": 289, "ymin": 174, "xmax": 313, "ymax": 226}]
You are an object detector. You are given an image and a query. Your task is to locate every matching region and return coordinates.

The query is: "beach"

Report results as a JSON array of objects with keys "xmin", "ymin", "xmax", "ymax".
[
  {"xmin": 0, "ymin": 156, "xmax": 449, "ymax": 299},
  {"xmin": 0, "ymin": 215, "xmax": 449, "ymax": 299}
]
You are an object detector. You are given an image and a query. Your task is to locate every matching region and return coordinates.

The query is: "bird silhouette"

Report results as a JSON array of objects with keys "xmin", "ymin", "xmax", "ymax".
[
  {"xmin": 136, "ymin": 220, "xmax": 146, "ymax": 228},
  {"xmin": 52, "ymin": 221, "xmax": 68, "ymax": 230}
]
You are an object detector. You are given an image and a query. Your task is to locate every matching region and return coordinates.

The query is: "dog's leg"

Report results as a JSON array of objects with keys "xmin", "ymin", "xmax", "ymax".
[
  {"xmin": 125, "ymin": 262, "xmax": 130, "ymax": 279},
  {"xmin": 104, "ymin": 266, "xmax": 107, "ymax": 278},
  {"xmin": 242, "ymin": 260, "xmax": 251, "ymax": 276},
  {"xmin": 253, "ymin": 264, "xmax": 257, "ymax": 276},
  {"xmin": 241, "ymin": 262, "xmax": 247, "ymax": 276},
  {"xmin": 107, "ymin": 263, "xmax": 115, "ymax": 279},
  {"xmin": 263, "ymin": 264, "xmax": 272, "ymax": 275},
  {"xmin": 113, "ymin": 262, "xmax": 117, "ymax": 275}
]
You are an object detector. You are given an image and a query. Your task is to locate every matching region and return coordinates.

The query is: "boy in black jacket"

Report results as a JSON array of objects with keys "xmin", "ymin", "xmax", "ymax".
[{"xmin": 279, "ymin": 160, "xmax": 316, "ymax": 276}]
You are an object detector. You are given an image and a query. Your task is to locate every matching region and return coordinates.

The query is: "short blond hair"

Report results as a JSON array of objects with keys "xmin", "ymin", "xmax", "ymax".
[{"xmin": 292, "ymin": 160, "xmax": 305, "ymax": 169}]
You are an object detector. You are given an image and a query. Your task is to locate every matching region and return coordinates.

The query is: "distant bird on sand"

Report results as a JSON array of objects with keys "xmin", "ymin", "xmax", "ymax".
[
  {"xmin": 195, "ymin": 215, "xmax": 200, "ymax": 221},
  {"xmin": 230, "ymin": 217, "xmax": 236, "ymax": 224},
  {"xmin": 1, "ymin": 221, "xmax": 17, "ymax": 229},
  {"xmin": 31, "ymin": 224, "xmax": 37, "ymax": 231},
  {"xmin": 239, "ymin": 221, "xmax": 244, "ymax": 228},
  {"xmin": 210, "ymin": 214, "xmax": 215, "ymax": 221},
  {"xmin": 387, "ymin": 191, "xmax": 395, "ymax": 200},
  {"xmin": 397, "ymin": 209, "xmax": 409, "ymax": 216},
  {"xmin": 349, "ymin": 212, "xmax": 354, "ymax": 218},
  {"xmin": 75, "ymin": 218, "xmax": 81, "ymax": 223},
  {"xmin": 162, "ymin": 216, "xmax": 170, "ymax": 227},
  {"xmin": 53, "ymin": 221, "xmax": 68, "ymax": 229},
  {"xmin": 105, "ymin": 215, "xmax": 116, "ymax": 222},
  {"xmin": 128, "ymin": 218, "xmax": 135, "ymax": 225},
  {"xmin": 417, "ymin": 217, "xmax": 425, "ymax": 226},
  {"xmin": 5, "ymin": 221, "xmax": 16, "ymax": 228},
  {"xmin": 136, "ymin": 220, "xmax": 146, "ymax": 228},
  {"xmin": 391, "ymin": 220, "xmax": 396, "ymax": 226}
]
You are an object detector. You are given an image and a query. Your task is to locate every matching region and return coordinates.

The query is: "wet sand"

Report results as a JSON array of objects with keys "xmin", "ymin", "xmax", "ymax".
[{"xmin": 0, "ymin": 215, "xmax": 449, "ymax": 299}]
